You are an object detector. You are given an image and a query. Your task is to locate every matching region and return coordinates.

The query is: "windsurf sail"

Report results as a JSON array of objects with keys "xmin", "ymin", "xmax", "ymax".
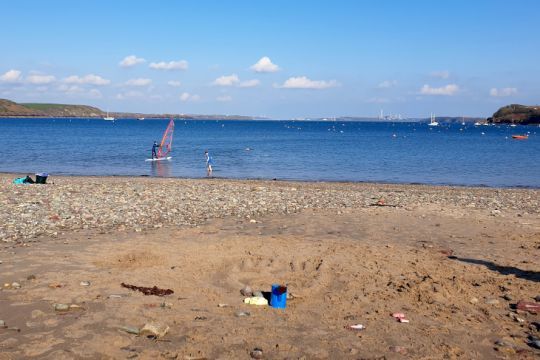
[{"xmin": 157, "ymin": 118, "xmax": 175, "ymax": 158}]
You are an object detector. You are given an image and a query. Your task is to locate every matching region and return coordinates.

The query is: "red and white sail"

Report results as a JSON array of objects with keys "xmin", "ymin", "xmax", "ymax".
[{"xmin": 157, "ymin": 118, "xmax": 174, "ymax": 158}]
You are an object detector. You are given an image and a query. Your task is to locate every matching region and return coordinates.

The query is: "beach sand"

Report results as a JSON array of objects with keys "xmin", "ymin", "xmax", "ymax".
[{"xmin": 0, "ymin": 174, "xmax": 539, "ymax": 359}]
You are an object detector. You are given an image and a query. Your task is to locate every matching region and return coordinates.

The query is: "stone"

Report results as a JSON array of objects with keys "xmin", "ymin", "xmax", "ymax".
[
  {"xmin": 80, "ymin": 281, "xmax": 91, "ymax": 286},
  {"xmin": 54, "ymin": 303, "xmax": 69, "ymax": 311},
  {"xmin": 469, "ymin": 297, "xmax": 479, "ymax": 304},
  {"xmin": 119, "ymin": 326, "xmax": 140, "ymax": 335},
  {"xmin": 235, "ymin": 311, "xmax": 250, "ymax": 317},
  {"xmin": 26, "ymin": 274, "xmax": 36, "ymax": 280},
  {"xmin": 240, "ymin": 285, "xmax": 253, "ymax": 297},
  {"xmin": 389, "ymin": 346, "xmax": 408, "ymax": 355},
  {"xmin": 529, "ymin": 339, "xmax": 540, "ymax": 349},
  {"xmin": 485, "ymin": 298, "xmax": 499, "ymax": 305},
  {"xmin": 250, "ymin": 348, "xmax": 263, "ymax": 359},
  {"xmin": 11, "ymin": 282, "xmax": 21, "ymax": 289},
  {"xmin": 0, "ymin": 320, "xmax": 5, "ymax": 328},
  {"xmin": 140, "ymin": 323, "xmax": 169, "ymax": 338},
  {"xmin": 503, "ymin": 294, "xmax": 512, "ymax": 301},
  {"xmin": 252, "ymin": 291, "xmax": 264, "ymax": 298},
  {"xmin": 534, "ymin": 295, "xmax": 540, "ymax": 302}
]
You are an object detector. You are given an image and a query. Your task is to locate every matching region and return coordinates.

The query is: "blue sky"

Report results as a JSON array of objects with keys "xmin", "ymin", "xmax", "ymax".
[{"xmin": 1, "ymin": 0, "xmax": 539, "ymax": 118}]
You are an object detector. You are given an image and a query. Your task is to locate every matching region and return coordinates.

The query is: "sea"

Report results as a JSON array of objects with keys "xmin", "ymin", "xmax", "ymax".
[{"xmin": 0, "ymin": 118, "xmax": 538, "ymax": 188}]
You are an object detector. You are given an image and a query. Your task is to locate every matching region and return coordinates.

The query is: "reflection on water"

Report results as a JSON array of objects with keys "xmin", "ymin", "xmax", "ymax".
[{"xmin": 150, "ymin": 160, "xmax": 172, "ymax": 177}]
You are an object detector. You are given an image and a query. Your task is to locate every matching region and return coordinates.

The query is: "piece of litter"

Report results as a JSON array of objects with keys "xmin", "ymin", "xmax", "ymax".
[
  {"xmin": 244, "ymin": 297, "xmax": 268, "ymax": 306},
  {"xmin": 391, "ymin": 312, "xmax": 406, "ymax": 319},
  {"xmin": 80, "ymin": 281, "xmax": 91, "ymax": 286},
  {"xmin": 398, "ymin": 318, "xmax": 410, "ymax": 323},
  {"xmin": 346, "ymin": 324, "xmax": 365, "ymax": 330}
]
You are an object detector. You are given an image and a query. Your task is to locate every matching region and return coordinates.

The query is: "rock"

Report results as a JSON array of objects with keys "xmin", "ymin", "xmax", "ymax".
[
  {"xmin": 54, "ymin": 303, "xmax": 70, "ymax": 311},
  {"xmin": 217, "ymin": 303, "xmax": 229, "ymax": 308},
  {"xmin": 486, "ymin": 298, "xmax": 499, "ymax": 305},
  {"xmin": 140, "ymin": 323, "xmax": 169, "ymax": 338},
  {"xmin": 26, "ymin": 274, "xmax": 36, "ymax": 280},
  {"xmin": 534, "ymin": 295, "xmax": 540, "ymax": 302},
  {"xmin": 503, "ymin": 294, "xmax": 513, "ymax": 301},
  {"xmin": 250, "ymin": 348, "xmax": 263, "ymax": 359},
  {"xmin": 11, "ymin": 282, "xmax": 21, "ymax": 289},
  {"xmin": 0, "ymin": 320, "xmax": 5, "ymax": 328},
  {"xmin": 31, "ymin": 310, "xmax": 47, "ymax": 319},
  {"xmin": 240, "ymin": 285, "xmax": 253, "ymax": 297},
  {"xmin": 469, "ymin": 297, "xmax": 479, "ymax": 304},
  {"xmin": 119, "ymin": 326, "xmax": 140, "ymax": 335},
  {"xmin": 80, "ymin": 281, "xmax": 91, "ymax": 286},
  {"xmin": 529, "ymin": 339, "xmax": 540, "ymax": 349},
  {"xmin": 235, "ymin": 311, "xmax": 250, "ymax": 317},
  {"xmin": 490, "ymin": 209, "xmax": 501, "ymax": 216},
  {"xmin": 252, "ymin": 291, "xmax": 264, "ymax": 298}
]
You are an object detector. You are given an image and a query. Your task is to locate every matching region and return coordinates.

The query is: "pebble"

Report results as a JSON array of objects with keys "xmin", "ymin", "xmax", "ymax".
[
  {"xmin": 534, "ymin": 295, "xmax": 540, "ymax": 302},
  {"xmin": 389, "ymin": 346, "xmax": 408, "ymax": 355},
  {"xmin": 469, "ymin": 297, "xmax": 479, "ymax": 304},
  {"xmin": 11, "ymin": 282, "xmax": 21, "ymax": 289},
  {"xmin": 240, "ymin": 285, "xmax": 253, "ymax": 297},
  {"xmin": 503, "ymin": 294, "xmax": 512, "ymax": 301},
  {"xmin": 80, "ymin": 281, "xmax": 91, "ymax": 286},
  {"xmin": 139, "ymin": 323, "xmax": 169, "ymax": 338},
  {"xmin": 217, "ymin": 303, "xmax": 229, "ymax": 308},
  {"xmin": 235, "ymin": 311, "xmax": 251, "ymax": 317},
  {"xmin": 119, "ymin": 326, "xmax": 140, "ymax": 335},
  {"xmin": 0, "ymin": 320, "xmax": 5, "ymax": 328},
  {"xmin": 54, "ymin": 303, "xmax": 69, "ymax": 311},
  {"xmin": 485, "ymin": 298, "xmax": 499, "ymax": 305},
  {"xmin": 250, "ymin": 348, "xmax": 263, "ymax": 359},
  {"xmin": 27, "ymin": 274, "xmax": 36, "ymax": 280},
  {"xmin": 529, "ymin": 339, "xmax": 540, "ymax": 349},
  {"xmin": 252, "ymin": 291, "xmax": 264, "ymax": 298}
]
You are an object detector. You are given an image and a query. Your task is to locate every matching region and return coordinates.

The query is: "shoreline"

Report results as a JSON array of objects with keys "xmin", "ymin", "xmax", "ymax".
[{"xmin": 3, "ymin": 172, "xmax": 539, "ymax": 190}]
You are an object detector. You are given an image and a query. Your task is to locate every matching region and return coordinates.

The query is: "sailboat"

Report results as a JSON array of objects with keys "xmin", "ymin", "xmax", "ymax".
[
  {"xmin": 103, "ymin": 110, "xmax": 115, "ymax": 121},
  {"xmin": 427, "ymin": 113, "xmax": 439, "ymax": 126},
  {"xmin": 145, "ymin": 118, "xmax": 174, "ymax": 161}
]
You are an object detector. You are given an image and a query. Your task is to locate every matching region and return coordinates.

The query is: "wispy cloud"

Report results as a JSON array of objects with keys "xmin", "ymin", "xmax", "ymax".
[
  {"xmin": 366, "ymin": 97, "xmax": 390, "ymax": 103},
  {"xmin": 149, "ymin": 60, "xmax": 188, "ymax": 71},
  {"xmin": 116, "ymin": 90, "xmax": 144, "ymax": 100},
  {"xmin": 0, "ymin": 69, "xmax": 22, "ymax": 83},
  {"xmin": 58, "ymin": 84, "xmax": 102, "ymax": 98},
  {"xmin": 489, "ymin": 87, "xmax": 517, "ymax": 97},
  {"xmin": 63, "ymin": 74, "xmax": 110, "ymax": 85},
  {"xmin": 167, "ymin": 80, "xmax": 182, "ymax": 87},
  {"xmin": 239, "ymin": 79, "xmax": 260, "ymax": 88},
  {"xmin": 125, "ymin": 78, "xmax": 152, "ymax": 86},
  {"xmin": 430, "ymin": 70, "xmax": 450, "ymax": 79},
  {"xmin": 216, "ymin": 95, "xmax": 232, "ymax": 102},
  {"xmin": 250, "ymin": 56, "xmax": 280, "ymax": 73},
  {"xmin": 119, "ymin": 55, "xmax": 146, "ymax": 68},
  {"xmin": 26, "ymin": 74, "xmax": 56, "ymax": 84},
  {"xmin": 419, "ymin": 84, "xmax": 459, "ymax": 96},
  {"xmin": 278, "ymin": 76, "xmax": 339, "ymax": 89},
  {"xmin": 377, "ymin": 80, "xmax": 397, "ymax": 89},
  {"xmin": 179, "ymin": 92, "xmax": 200, "ymax": 102},
  {"xmin": 213, "ymin": 74, "xmax": 240, "ymax": 86}
]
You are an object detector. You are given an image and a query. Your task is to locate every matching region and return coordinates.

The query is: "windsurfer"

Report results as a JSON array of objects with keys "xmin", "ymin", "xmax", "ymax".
[
  {"xmin": 205, "ymin": 150, "xmax": 213, "ymax": 177},
  {"xmin": 152, "ymin": 141, "xmax": 159, "ymax": 159}
]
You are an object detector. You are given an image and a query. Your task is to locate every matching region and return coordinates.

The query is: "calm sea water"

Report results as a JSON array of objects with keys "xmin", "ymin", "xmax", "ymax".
[{"xmin": 0, "ymin": 118, "xmax": 538, "ymax": 187}]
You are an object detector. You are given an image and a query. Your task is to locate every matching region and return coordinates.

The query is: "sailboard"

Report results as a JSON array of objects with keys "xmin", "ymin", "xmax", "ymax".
[{"xmin": 145, "ymin": 118, "xmax": 175, "ymax": 161}]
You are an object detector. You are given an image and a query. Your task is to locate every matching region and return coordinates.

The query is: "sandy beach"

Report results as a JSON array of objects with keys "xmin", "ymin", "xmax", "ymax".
[{"xmin": 0, "ymin": 174, "xmax": 539, "ymax": 359}]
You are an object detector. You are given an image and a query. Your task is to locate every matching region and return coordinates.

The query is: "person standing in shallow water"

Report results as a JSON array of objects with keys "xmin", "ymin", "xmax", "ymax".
[
  {"xmin": 205, "ymin": 150, "xmax": 213, "ymax": 177},
  {"xmin": 151, "ymin": 141, "xmax": 159, "ymax": 159}
]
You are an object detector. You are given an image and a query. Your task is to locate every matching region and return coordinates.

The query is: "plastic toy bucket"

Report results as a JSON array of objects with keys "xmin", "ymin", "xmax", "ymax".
[{"xmin": 270, "ymin": 284, "xmax": 287, "ymax": 309}]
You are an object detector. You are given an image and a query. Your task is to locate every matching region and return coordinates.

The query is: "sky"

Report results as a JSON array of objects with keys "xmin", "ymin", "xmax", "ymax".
[{"xmin": 0, "ymin": 0, "xmax": 539, "ymax": 119}]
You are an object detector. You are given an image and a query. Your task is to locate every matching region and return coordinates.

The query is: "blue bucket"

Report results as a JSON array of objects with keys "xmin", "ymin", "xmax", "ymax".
[{"xmin": 270, "ymin": 284, "xmax": 287, "ymax": 309}]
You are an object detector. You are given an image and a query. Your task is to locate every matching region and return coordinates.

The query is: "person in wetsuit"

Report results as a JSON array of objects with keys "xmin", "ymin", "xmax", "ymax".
[{"xmin": 152, "ymin": 141, "xmax": 159, "ymax": 159}]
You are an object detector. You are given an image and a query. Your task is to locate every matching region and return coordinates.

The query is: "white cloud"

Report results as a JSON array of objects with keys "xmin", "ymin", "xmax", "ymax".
[
  {"xmin": 26, "ymin": 74, "xmax": 56, "ymax": 84},
  {"xmin": 217, "ymin": 95, "xmax": 232, "ymax": 102},
  {"xmin": 377, "ymin": 80, "xmax": 397, "ymax": 88},
  {"xmin": 119, "ymin": 55, "xmax": 146, "ymax": 68},
  {"xmin": 239, "ymin": 79, "xmax": 260, "ymax": 88},
  {"xmin": 63, "ymin": 74, "xmax": 110, "ymax": 85},
  {"xmin": 278, "ymin": 76, "xmax": 339, "ymax": 89},
  {"xmin": 489, "ymin": 87, "xmax": 517, "ymax": 97},
  {"xmin": 167, "ymin": 80, "xmax": 182, "ymax": 87},
  {"xmin": 419, "ymin": 84, "xmax": 459, "ymax": 96},
  {"xmin": 430, "ymin": 70, "xmax": 450, "ymax": 79},
  {"xmin": 149, "ymin": 60, "xmax": 188, "ymax": 70},
  {"xmin": 125, "ymin": 78, "xmax": 152, "ymax": 86},
  {"xmin": 179, "ymin": 92, "xmax": 200, "ymax": 102},
  {"xmin": 0, "ymin": 69, "xmax": 22, "ymax": 83},
  {"xmin": 250, "ymin": 56, "xmax": 280, "ymax": 73},
  {"xmin": 58, "ymin": 84, "xmax": 102, "ymax": 98},
  {"xmin": 213, "ymin": 74, "xmax": 240, "ymax": 86}
]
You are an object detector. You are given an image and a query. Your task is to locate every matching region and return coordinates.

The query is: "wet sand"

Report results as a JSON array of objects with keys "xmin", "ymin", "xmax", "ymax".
[{"xmin": 0, "ymin": 174, "xmax": 539, "ymax": 359}]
